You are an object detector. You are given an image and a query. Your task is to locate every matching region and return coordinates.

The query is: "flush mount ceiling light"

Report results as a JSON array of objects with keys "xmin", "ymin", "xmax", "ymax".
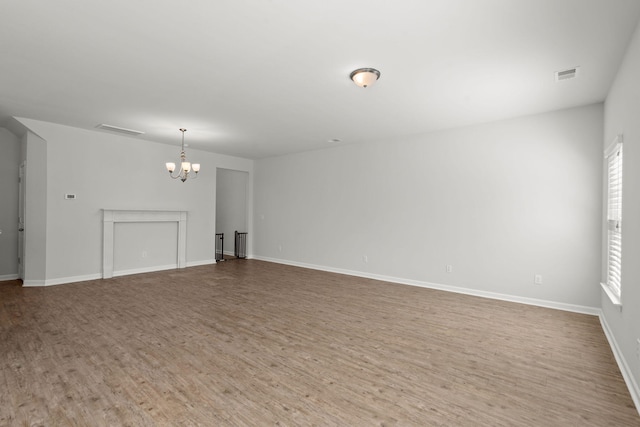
[
  {"xmin": 165, "ymin": 128, "xmax": 200, "ymax": 182},
  {"xmin": 350, "ymin": 68, "xmax": 381, "ymax": 88}
]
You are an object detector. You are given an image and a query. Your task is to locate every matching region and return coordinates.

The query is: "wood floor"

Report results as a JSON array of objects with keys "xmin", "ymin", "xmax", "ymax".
[{"xmin": 1, "ymin": 260, "xmax": 638, "ymax": 426}]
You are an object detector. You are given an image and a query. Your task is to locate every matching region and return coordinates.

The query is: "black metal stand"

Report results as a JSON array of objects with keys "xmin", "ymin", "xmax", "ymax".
[
  {"xmin": 235, "ymin": 231, "xmax": 247, "ymax": 259},
  {"xmin": 215, "ymin": 233, "xmax": 225, "ymax": 262}
]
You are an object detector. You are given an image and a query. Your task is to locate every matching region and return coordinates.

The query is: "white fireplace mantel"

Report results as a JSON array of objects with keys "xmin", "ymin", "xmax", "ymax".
[{"xmin": 102, "ymin": 210, "xmax": 187, "ymax": 279}]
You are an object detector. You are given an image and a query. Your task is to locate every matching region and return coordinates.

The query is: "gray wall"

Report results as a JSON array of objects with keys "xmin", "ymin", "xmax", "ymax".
[
  {"xmin": 0, "ymin": 128, "xmax": 20, "ymax": 279},
  {"xmin": 14, "ymin": 118, "xmax": 253, "ymax": 285},
  {"xmin": 23, "ymin": 131, "xmax": 48, "ymax": 285},
  {"xmin": 254, "ymin": 104, "xmax": 604, "ymax": 311},
  {"xmin": 602, "ymin": 18, "xmax": 640, "ymax": 408}
]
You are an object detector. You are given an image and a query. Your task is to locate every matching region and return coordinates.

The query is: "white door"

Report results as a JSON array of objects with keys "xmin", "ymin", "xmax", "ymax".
[{"xmin": 18, "ymin": 162, "xmax": 25, "ymax": 279}]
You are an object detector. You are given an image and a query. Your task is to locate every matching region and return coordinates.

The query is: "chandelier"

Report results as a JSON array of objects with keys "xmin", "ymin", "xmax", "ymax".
[{"xmin": 165, "ymin": 128, "xmax": 200, "ymax": 182}]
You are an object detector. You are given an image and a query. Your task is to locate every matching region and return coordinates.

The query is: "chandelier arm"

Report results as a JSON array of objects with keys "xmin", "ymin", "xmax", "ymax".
[
  {"xmin": 168, "ymin": 170, "xmax": 198, "ymax": 181},
  {"xmin": 168, "ymin": 169, "xmax": 196, "ymax": 181}
]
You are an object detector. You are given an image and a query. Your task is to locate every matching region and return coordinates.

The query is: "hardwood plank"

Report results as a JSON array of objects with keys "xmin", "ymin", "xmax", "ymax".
[{"xmin": 0, "ymin": 261, "xmax": 638, "ymax": 426}]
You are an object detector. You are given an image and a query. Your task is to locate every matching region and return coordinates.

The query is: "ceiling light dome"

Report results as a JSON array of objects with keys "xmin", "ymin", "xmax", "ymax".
[{"xmin": 350, "ymin": 68, "xmax": 381, "ymax": 88}]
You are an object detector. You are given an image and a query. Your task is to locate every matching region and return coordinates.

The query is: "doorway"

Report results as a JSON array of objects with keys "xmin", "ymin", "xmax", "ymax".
[{"xmin": 215, "ymin": 168, "xmax": 249, "ymax": 260}]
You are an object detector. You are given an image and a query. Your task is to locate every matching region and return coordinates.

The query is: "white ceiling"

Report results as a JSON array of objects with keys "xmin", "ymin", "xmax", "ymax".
[{"xmin": 1, "ymin": 0, "xmax": 639, "ymax": 159}]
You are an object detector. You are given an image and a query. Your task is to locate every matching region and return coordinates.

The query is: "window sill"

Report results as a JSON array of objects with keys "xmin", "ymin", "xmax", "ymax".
[{"xmin": 600, "ymin": 282, "xmax": 622, "ymax": 310}]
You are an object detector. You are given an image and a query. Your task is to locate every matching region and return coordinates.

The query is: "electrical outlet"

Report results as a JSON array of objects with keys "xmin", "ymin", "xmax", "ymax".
[
  {"xmin": 534, "ymin": 274, "xmax": 543, "ymax": 285},
  {"xmin": 446, "ymin": 265, "xmax": 453, "ymax": 273},
  {"xmin": 142, "ymin": 251, "xmax": 148, "ymax": 258},
  {"xmin": 363, "ymin": 255, "xmax": 368, "ymax": 263},
  {"xmin": 636, "ymin": 338, "xmax": 640, "ymax": 360}
]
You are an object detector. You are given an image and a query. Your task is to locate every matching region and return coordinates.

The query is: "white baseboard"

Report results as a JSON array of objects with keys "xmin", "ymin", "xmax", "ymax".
[
  {"xmin": 187, "ymin": 259, "xmax": 216, "ymax": 267},
  {"xmin": 252, "ymin": 256, "xmax": 600, "ymax": 316},
  {"xmin": 21, "ymin": 260, "xmax": 219, "ymax": 287},
  {"xmin": 112, "ymin": 259, "xmax": 226, "ymax": 276},
  {"xmin": 112, "ymin": 264, "xmax": 178, "ymax": 278},
  {"xmin": 599, "ymin": 314, "xmax": 640, "ymax": 415},
  {"xmin": 23, "ymin": 273, "xmax": 103, "ymax": 287},
  {"xmin": 22, "ymin": 279, "xmax": 46, "ymax": 287},
  {"xmin": 46, "ymin": 273, "xmax": 103, "ymax": 286},
  {"xmin": 0, "ymin": 274, "xmax": 19, "ymax": 282}
]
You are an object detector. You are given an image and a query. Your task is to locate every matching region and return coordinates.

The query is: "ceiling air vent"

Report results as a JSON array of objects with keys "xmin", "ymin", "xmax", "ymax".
[
  {"xmin": 96, "ymin": 124, "xmax": 145, "ymax": 136},
  {"xmin": 555, "ymin": 67, "xmax": 580, "ymax": 82}
]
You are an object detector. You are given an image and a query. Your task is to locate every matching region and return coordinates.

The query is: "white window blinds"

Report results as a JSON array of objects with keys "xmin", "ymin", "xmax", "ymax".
[{"xmin": 605, "ymin": 136, "xmax": 623, "ymax": 300}]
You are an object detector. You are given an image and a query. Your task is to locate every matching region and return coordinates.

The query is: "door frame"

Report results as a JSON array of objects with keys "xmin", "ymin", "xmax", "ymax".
[{"xmin": 18, "ymin": 161, "xmax": 25, "ymax": 279}]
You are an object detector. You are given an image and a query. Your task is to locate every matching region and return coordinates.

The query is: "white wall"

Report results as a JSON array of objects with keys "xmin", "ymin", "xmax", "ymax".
[
  {"xmin": 254, "ymin": 104, "xmax": 603, "ymax": 310},
  {"xmin": 23, "ymin": 131, "xmax": 48, "ymax": 285},
  {"xmin": 15, "ymin": 118, "xmax": 253, "ymax": 285},
  {"xmin": 602, "ymin": 19, "xmax": 640, "ymax": 408},
  {"xmin": 0, "ymin": 128, "xmax": 20, "ymax": 279},
  {"xmin": 216, "ymin": 168, "xmax": 249, "ymax": 254}
]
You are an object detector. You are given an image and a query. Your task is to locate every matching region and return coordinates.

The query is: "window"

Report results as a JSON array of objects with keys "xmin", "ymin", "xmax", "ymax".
[{"xmin": 602, "ymin": 134, "xmax": 623, "ymax": 305}]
